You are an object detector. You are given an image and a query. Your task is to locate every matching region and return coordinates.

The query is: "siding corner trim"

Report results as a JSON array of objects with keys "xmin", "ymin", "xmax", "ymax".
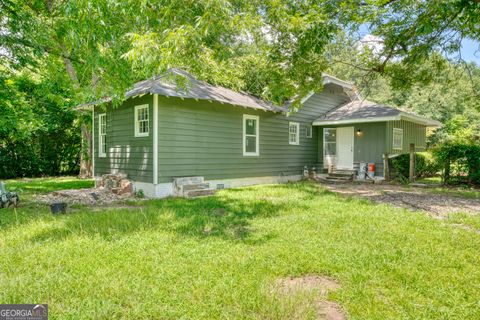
[{"xmin": 153, "ymin": 94, "xmax": 159, "ymax": 184}]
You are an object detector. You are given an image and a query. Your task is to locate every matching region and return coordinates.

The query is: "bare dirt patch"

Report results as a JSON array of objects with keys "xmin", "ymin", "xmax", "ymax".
[
  {"xmin": 322, "ymin": 183, "xmax": 480, "ymax": 217},
  {"xmin": 274, "ymin": 275, "xmax": 346, "ymax": 320},
  {"xmin": 35, "ymin": 188, "xmax": 133, "ymax": 206}
]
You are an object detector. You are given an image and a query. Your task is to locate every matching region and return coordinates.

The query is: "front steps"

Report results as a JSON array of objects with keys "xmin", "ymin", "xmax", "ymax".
[
  {"xmin": 173, "ymin": 177, "xmax": 216, "ymax": 198},
  {"xmin": 317, "ymin": 169, "xmax": 356, "ymax": 184},
  {"xmin": 316, "ymin": 169, "xmax": 380, "ymax": 184}
]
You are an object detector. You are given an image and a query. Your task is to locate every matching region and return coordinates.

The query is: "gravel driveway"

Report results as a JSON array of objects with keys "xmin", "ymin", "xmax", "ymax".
[{"xmin": 322, "ymin": 182, "xmax": 480, "ymax": 217}]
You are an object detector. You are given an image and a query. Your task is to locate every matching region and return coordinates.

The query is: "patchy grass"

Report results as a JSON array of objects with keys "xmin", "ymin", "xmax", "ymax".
[
  {"xmin": 5, "ymin": 177, "xmax": 94, "ymax": 195},
  {"xmin": 446, "ymin": 212, "xmax": 480, "ymax": 231},
  {"xmin": 427, "ymin": 186, "xmax": 480, "ymax": 199},
  {"xmin": 0, "ymin": 179, "xmax": 479, "ymax": 319},
  {"xmin": 412, "ymin": 177, "xmax": 480, "ymax": 199},
  {"xmin": 4, "ymin": 177, "xmax": 94, "ymax": 202},
  {"xmin": 415, "ymin": 176, "xmax": 442, "ymax": 185}
]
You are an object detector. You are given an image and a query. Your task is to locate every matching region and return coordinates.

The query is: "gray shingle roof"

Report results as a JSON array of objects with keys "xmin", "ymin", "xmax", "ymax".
[
  {"xmin": 320, "ymin": 100, "xmax": 400, "ymax": 121},
  {"xmin": 313, "ymin": 100, "xmax": 441, "ymax": 127},
  {"xmin": 126, "ymin": 68, "xmax": 286, "ymax": 112},
  {"xmin": 77, "ymin": 68, "xmax": 286, "ymax": 112}
]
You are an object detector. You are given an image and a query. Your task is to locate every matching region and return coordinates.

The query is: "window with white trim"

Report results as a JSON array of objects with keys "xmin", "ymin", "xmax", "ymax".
[
  {"xmin": 323, "ymin": 128, "xmax": 337, "ymax": 168},
  {"xmin": 135, "ymin": 105, "xmax": 149, "ymax": 137},
  {"xmin": 323, "ymin": 128, "xmax": 337, "ymax": 157},
  {"xmin": 393, "ymin": 128, "xmax": 403, "ymax": 149},
  {"xmin": 243, "ymin": 114, "xmax": 259, "ymax": 156},
  {"xmin": 306, "ymin": 125, "xmax": 312, "ymax": 138},
  {"xmin": 289, "ymin": 122, "xmax": 300, "ymax": 145},
  {"xmin": 98, "ymin": 113, "xmax": 106, "ymax": 157}
]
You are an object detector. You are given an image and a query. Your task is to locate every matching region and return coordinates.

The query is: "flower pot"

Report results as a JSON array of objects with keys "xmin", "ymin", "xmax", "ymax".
[{"xmin": 50, "ymin": 202, "xmax": 67, "ymax": 214}]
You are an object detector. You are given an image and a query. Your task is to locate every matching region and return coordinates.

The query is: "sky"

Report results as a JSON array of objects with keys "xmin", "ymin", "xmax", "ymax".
[{"xmin": 358, "ymin": 24, "xmax": 480, "ymax": 64}]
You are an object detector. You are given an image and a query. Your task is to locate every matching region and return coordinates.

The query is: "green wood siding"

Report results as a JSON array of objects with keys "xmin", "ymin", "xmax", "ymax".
[
  {"xmin": 316, "ymin": 120, "xmax": 428, "ymax": 177},
  {"xmin": 303, "ymin": 84, "xmax": 350, "ymax": 113},
  {"xmin": 152, "ymin": 88, "xmax": 348, "ymax": 183},
  {"xmin": 385, "ymin": 120, "xmax": 426, "ymax": 154},
  {"xmin": 94, "ymin": 95, "xmax": 153, "ymax": 182},
  {"xmin": 155, "ymin": 95, "xmax": 330, "ymax": 183},
  {"xmin": 317, "ymin": 122, "xmax": 386, "ymax": 175}
]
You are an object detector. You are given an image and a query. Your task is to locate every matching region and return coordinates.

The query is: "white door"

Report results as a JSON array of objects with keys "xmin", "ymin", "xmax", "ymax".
[{"xmin": 336, "ymin": 127, "xmax": 354, "ymax": 169}]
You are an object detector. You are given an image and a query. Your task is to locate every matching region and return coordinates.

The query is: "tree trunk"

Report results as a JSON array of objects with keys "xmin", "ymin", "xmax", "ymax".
[
  {"xmin": 78, "ymin": 122, "xmax": 92, "ymax": 179},
  {"xmin": 58, "ymin": 42, "xmax": 92, "ymax": 179},
  {"xmin": 409, "ymin": 143, "xmax": 415, "ymax": 183}
]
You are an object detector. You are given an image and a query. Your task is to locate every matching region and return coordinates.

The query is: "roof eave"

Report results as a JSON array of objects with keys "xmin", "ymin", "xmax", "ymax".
[
  {"xmin": 399, "ymin": 113, "xmax": 442, "ymax": 127},
  {"xmin": 300, "ymin": 76, "xmax": 356, "ymax": 105},
  {"xmin": 322, "ymin": 74, "xmax": 355, "ymax": 91},
  {"xmin": 313, "ymin": 116, "xmax": 400, "ymax": 126},
  {"xmin": 313, "ymin": 113, "xmax": 442, "ymax": 127}
]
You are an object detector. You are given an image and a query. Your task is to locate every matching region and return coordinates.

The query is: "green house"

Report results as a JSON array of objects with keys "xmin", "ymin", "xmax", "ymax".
[{"xmin": 85, "ymin": 69, "xmax": 440, "ymax": 197}]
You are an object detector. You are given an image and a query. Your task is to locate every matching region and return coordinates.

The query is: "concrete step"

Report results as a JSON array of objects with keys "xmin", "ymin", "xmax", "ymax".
[
  {"xmin": 325, "ymin": 175, "xmax": 353, "ymax": 181},
  {"xmin": 332, "ymin": 170, "xmax": 356, "ymax": 175},
  {"xmin": 317, "ymin": 177, "xmax": 350, "ymax": 184},
  {"xmin": 185, "ymin": 189, "xmax": 216, "ymax": 198},
  {"xmin": 182, "ymin": 183, "xmax": 210, "ymax": 192},
  {"xmin": 173, "ymin": 176, "xmax": 204, "ymax": 186}
]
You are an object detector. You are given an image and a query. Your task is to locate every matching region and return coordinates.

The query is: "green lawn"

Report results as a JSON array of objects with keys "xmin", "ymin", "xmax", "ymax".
[
  {"xmin": 1, "ymin": 179, "xmax": 479, "ymax": 319},
  {"xmin": 5, "ymin": 177, "xmax": 94, "ymax": 197}
]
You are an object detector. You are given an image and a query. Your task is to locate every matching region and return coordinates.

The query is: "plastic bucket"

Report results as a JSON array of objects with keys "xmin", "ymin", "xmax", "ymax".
[
  {"xmin": 50, "ymin": 202, "xmax": 67, "ymax": 214},
  {"xmin": 368, "ymin": 163, "xmax": 375, "ymax": 173}
]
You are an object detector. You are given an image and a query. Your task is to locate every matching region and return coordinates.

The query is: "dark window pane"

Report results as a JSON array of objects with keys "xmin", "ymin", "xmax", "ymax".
[
  {"xmin": 246, "ymin": 119, "xmax": 256, "ymax": 135},
  {"xmin": 324, "ymin": 129, "xmax": 336, "ymax": 143},
  {"xmin": 325, "ymin": 143, "xmax": 336, "ymax": 156},
  {"xmin": 246, "ymin": 136, "xmax": 257, "ymax": 153}
]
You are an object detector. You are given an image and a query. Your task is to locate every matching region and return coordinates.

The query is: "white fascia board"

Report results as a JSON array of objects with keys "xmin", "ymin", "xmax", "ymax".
[
  {"xmin": 313, "ymin": 116, "xmax": 400, "ymax": 126},
  {"xmin": 300, "ymin": 91, "xmax": 315, "ymax": 104},
  {"xmin": 300, "ymin": 76, "xmax": 356, "ymax": 105},
  {"xmin": 322, "ymin": 74, "xmax": 355, "ymax": 90},
  {"xmin": 153, "ymin": 94, "xmax": 159, "ymax": 185},
  {"xmin": 400, "ymin": 113, "xmax": 442, "ymax": 127}
]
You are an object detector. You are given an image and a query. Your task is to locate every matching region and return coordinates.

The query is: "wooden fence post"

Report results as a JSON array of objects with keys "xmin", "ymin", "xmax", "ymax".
[
  {"xmin": 409, "ymin": 143, "xmax": 415, "ymax": 183},
  {"xmin": 444, "ymin": 157, "xmax": 450, "ymax": 185},
  {"xmin": 383, "ymin": 153, "xmax": 390, "ymax": 182}
]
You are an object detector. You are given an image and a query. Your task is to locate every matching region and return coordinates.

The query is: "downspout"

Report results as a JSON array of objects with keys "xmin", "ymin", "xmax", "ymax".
[{"xmin": 153, "ymin": 94, "xmax": 159, "ymax": 186}]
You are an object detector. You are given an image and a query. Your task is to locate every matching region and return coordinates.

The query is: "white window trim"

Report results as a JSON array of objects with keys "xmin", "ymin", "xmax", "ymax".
[
  {"xmin": 98, "ymin": 113, "xmax": 106, "ymax": 158},
  {"xmin": 243, "ymin": 114, "xmax": 259, "ymax": 156},
  {"xmin": 306, "ymin": 125, "xmax": 312, "ymax": 138},
  {"xmin": 289, "ymin": 122, "xmax": 300, "ymax": 145},
  {"xmin": 323, "ymin": 128, "xmax": 337, "ymax": 168},
  {"xmin": 134, "ymin": 104, "xmax": 149, "ymax": 137},
  {"xmin": 393, "ymin": 128, "xmax": 403, "ymax": 150}
]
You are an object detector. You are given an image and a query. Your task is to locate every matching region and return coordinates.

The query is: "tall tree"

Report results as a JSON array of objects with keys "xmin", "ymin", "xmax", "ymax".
[{"xmin": 338, "ymin": 0, "xmax": 480, "ymax": 88}]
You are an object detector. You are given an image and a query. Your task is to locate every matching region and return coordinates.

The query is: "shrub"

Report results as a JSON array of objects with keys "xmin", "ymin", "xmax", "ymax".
[
  {"xmin": 391, "ymin": 152, "xmax": 442, "ymax": 181},
  {"xmin": 434, "ymin": 143, "xmax": 480, "ymax": 185}
]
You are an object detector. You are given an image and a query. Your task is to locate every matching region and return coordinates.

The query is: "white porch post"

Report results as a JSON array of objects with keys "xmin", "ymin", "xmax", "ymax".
[{"xmin": 153, "ymin": 94, "xmax": 159, "ymax": 185}]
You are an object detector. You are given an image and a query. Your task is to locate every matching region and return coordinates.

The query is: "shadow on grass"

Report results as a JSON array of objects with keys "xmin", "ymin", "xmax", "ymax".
[{"xmin": 26, "ymin": 183, "xmax": 328, "ymax": 244}]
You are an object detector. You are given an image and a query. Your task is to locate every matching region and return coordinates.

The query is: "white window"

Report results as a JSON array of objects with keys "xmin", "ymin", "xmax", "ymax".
[
  {"xmin": 306, "ymin": 125, "xmax": 312, "ymax": 138},
  {"xmin": 243, "ymin": 114, "xmax": 259, "ymax": 156},
  {"xmin": 393, "ymin": 128, "xmax": 403, "ymax": 150},
  {"xmin": 323, "ymin": 128, "xmax": 337, "ymax": 168},
  {"xmin": 98, "ymin": 113, "xmax": 106, "ymax": 157},
  {"xmin": 323, "ymin": 128, "xmax": 337, "ymax": 157},
  {"xmin": 289, "ymin": 122, "xmax": 300, "ymax": 145},
  {"xmin": 135, "ymin": 105, "xmax": 149, "ymax": 137}
]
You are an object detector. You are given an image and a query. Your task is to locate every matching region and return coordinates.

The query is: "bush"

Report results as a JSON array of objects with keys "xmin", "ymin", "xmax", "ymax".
[
  {"xmin": 434, "ymin": 143, "xmax": 480, "ymax": 185},
  {"xmin": 391, "ymin": 152, "xmax": 442, "ymax": 181}
]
